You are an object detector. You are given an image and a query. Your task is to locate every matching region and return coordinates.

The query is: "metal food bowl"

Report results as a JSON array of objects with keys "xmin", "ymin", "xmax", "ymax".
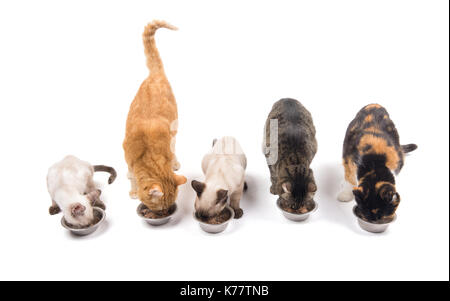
[
  {"xmin": 61, "ymin": 207, "xmax": 105, "ymax": 236},
  {"xmin": 353, "ymin": 206, "xmax": 397, "ymax": 233},
  {"xmin": 194, "ymin": 206, "xmax": 235, "ymax": 234},
  {"xmin": 137, "ymin": 203, "xmax": 177, "ymax": 226},
  {"xmin": 276, "ymin": 199, "xmax": 318, "ymax": 222}
]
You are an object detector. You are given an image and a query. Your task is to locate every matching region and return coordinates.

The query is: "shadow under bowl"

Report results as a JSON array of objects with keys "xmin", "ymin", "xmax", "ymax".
[
  {"xmin": 353, "ymin": 206, "xmax": 397, "ymax": 233},
  {"xmin": 61, "ymin": 207, "xmax": 105, "ymax": 236},
  {"xmin": 194, "ymin": 206, "xmax": 235, "ymax": 234},
  {"xmin": 137, "ymin": 203, "xmax": 177, "ymax": 226},
  {"xmin": 276, "ymin": 199, "xmax": 318, "ymax": 222}
]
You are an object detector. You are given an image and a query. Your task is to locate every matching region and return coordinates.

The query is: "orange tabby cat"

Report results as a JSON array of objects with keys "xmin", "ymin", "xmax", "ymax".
[{"xmin": 123, "ymin": 20, "xmax": 186, "ymax": 211}]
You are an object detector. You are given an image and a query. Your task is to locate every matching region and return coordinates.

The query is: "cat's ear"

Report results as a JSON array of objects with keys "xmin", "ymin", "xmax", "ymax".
[
  {"xmin": 380, "ymin": 186, "xmax": 396, "ymax": 203},
  {"xmin": 191, "ymin": 180, "xmax": 205, "ymax": 197},
  {"xmin": 216, "ymin": 189, "xmax": 228, "ymax": 204},
  {"xmin": 174, "ymin": 174, "xmax": 187, "ymax": 186},
  {"xmin": 282, "ymin": 182, "xmax": 292, "ymax": 194},
  {"xmin": 307, "ymin": 182, "xmax": 317, "ymax": 192},
  {"xmin": 391, "ymin": 193, "xmax": 400, "ymax": 206},
  {"xmin": 149, "ymin": 184, "xmax": 164, "ymax": 198},
  {"xmin": 352, "ymin": 187, "xmax": 365, "ymax": 201},
  {"xmin": 70, "ymin": 203, "xmax": 86, "ymax": 217}
]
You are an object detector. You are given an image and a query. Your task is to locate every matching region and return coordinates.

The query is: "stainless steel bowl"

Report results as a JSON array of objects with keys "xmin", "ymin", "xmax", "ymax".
[
  {"xmin": 137, "ymin": 203, "xmax": 177, "ymax": 226},
  {"xmin": 276, "ymin": 199, "xmax": 318, "ymax": 222},
  {"xmin": 61, "ymin": 207, "xmax": 105, "ymax": 236},
  {"xmin": 194, "ymin": 206, "xmax": 235, "ymax": 234},
  {"xmin": 353, "ymin": 206, "xmax": 397, "ymax": 233}
]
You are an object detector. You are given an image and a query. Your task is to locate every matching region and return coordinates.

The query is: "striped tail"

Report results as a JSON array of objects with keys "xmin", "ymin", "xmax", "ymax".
[{"xmin": 142, "ymin": 20, "xmax": 177, "ymax": 74}]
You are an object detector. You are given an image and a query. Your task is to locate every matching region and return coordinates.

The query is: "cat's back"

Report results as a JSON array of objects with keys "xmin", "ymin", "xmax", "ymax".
[
  {"xmin": 269, "ymin": 98, "xmax": 315, "ymax": 132},
  {"xmin": 47, "ymin": 156, "xmax": 92, "ymax": 194},
  {"xmin": 211, "ymin": 137, "xmax": 244, "ymax": 156},
  {"xmin": 126, "ymin": 76, "xmax": 177, "ymax": 127},
  {"xmin": 266, "ymin": 98, "xmax": 317, "ymax": 159},
  {"xmin": 345, "ymin": 104, "xmax": 399, "ymax": 146},
  {"xmin": 353, "ymin": 104, "xmax": 390, "ymax": 125},
  {"xmin": 203, "ymin": 137, "xmax": 246, "ymax": 173}
]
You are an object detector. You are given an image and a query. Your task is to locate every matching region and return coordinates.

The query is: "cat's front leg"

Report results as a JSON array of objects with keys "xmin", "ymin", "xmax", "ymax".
[
  {"xmin": 230, "ymin": 190, "xmax": 244, "ymax": 219},
  {"xmin": 270, "ymin": 183, "xmax": 278, "ymax": 195},
  {"xmin": 337, "ymin": 181, "xmax": 354, "ymax": 202},
  {"xmin": 91, "ymin": 191, "xmax": 106, "ymax": 210},
  {"xmin": 49, "ymin": 200, "xmax": 61, "ymax": 215},
  {"xmin": 338, "ymin": 159, "xmax": 357, "ymax": 202},
  {"xmin": 269, "ymin": 175, "xmax": 280, "ymax": 195},
  {"xmin": 269, "ymin": 167, "xmax": 279, "ymax": 195},
  {"xmin": 85, "ymin": 189, "xmax": 106, "ymax": 209},
  {"xmin": 170, "ymin": 132, "xmax": 180, "ymax": 171},
  {"xmin": 128, "ymin": 171, "xmax": 138, "ymax": 199},
  {"xmin": 86, "ymin": 178, "xmax": 97, "ymax": 195},
  {"xmin": 172, "ymin": 155, "xmax": 181, "ymax": 171}
]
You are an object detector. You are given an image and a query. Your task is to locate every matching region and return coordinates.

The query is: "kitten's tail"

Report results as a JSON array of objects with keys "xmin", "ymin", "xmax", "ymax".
[
  {"xmin": 93, "ymin": 165, "xmax": 117, "ymax": 184},
  {"xmin": 142, "ymin": 20, "xmax": 177, "ymax": 74},
  {"xmin": 401, "ymin": 144, "xmax": 418, "ymax": 153}
]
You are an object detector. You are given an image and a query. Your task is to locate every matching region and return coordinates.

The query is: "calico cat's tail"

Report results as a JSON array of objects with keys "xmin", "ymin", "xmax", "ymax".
[
  {"xmin": 93, "ymin": 165, "xmax": 117, "ymax": 184},
  {"xmin": 143, "ymin": 20, "xmax": 177, "ymax": 74},
  {"xmin": 401, "ymin": 144, "xmax": 418, "ymax": 153}
]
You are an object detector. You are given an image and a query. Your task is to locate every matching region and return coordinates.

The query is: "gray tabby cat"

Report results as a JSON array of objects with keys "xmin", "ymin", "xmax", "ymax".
[{"xmin": 263, "ymin": 98, "xmax": 318, "ymax": 210}]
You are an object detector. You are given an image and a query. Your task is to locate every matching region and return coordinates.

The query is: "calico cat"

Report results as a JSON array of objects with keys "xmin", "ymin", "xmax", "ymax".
[
  {"xmin": 337, "ymin": 103, "xmax": 417, "ymax": 222},
  {"xmin": 123, "ymin": 21, "xmax": 187, "ymax": 211},
  {"xmin": 263, "ymin": 98, "xmax": 318, "ymax": 210}
]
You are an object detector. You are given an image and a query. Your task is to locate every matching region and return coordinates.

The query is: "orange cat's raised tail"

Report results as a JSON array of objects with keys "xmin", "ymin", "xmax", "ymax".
[{"xmin": 143, "ymin": 20, "xmax": 178, "ymax": 74}]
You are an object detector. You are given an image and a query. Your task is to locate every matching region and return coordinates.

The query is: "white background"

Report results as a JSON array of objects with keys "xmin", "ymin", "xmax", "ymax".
[{"xmin": 0, "ymin": 0, "xmax": 448, "ymax": 281}]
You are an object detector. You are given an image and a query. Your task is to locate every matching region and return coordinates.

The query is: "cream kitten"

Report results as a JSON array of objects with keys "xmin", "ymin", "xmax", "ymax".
[
  {"xmin": 47, "ymin": 155, "xmax": 116, "ymax": 227},
  {"xmin": 191, "ymin": 137, "xmax": 247, "ymax": 219}
]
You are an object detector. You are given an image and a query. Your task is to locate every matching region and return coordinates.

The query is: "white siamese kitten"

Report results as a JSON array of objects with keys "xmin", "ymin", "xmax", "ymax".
[
  {"xmin": 191, "ymin": 137, "xmax": 247, "ymax": 219},
  {"xmin": 47, "ymin": 155, "xmax": 116, "ymax": 227}
]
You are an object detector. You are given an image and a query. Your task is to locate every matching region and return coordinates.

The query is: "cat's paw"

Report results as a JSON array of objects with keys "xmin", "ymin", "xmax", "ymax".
[
  {"xmin": 94, "ymin": 200, "xmax": 106, "ymax": 210},
  {"xmin": 49, "ymin": 205, "xmax": 61, "ymax": 215},
  {"xmin": 172, "ymin": 160, "xmax": 181, "ymax": 171},
  {"xmin": 337, "ymin": 190, "xmax": 354, "ymax": 202},
  {"xmin": 233, "ymin": 208, "xmax": 244, "ymax": 219},
  {"xmin": 290, "ymin": 203, "xmax": 300, "ymax": 210},
  {"xmin": 269, "ymin": 185, "xmax": 277, "ymax": 195},
  {"xmin": 129, "ymin": 191, "xmax": 138, "ymax": 199}
]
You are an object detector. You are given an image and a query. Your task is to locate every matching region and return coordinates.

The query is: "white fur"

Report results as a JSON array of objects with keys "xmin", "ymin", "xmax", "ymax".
[
  {"xmin": 337, "ymin": 181, "xmax": 354, "ymax": 202},
  {"xmin": 195, "ymin": 137, "xmax": 247, "ymax": 216},
  {"xmin": 47, "ymin": 155, "xmax": 97, "ymax": 227}
]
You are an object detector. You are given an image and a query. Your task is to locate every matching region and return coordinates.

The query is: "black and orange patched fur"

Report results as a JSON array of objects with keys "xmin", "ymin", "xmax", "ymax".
[{"xmin": 340, "ymin": 104, "xmax": 417, "ymax": 222}]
